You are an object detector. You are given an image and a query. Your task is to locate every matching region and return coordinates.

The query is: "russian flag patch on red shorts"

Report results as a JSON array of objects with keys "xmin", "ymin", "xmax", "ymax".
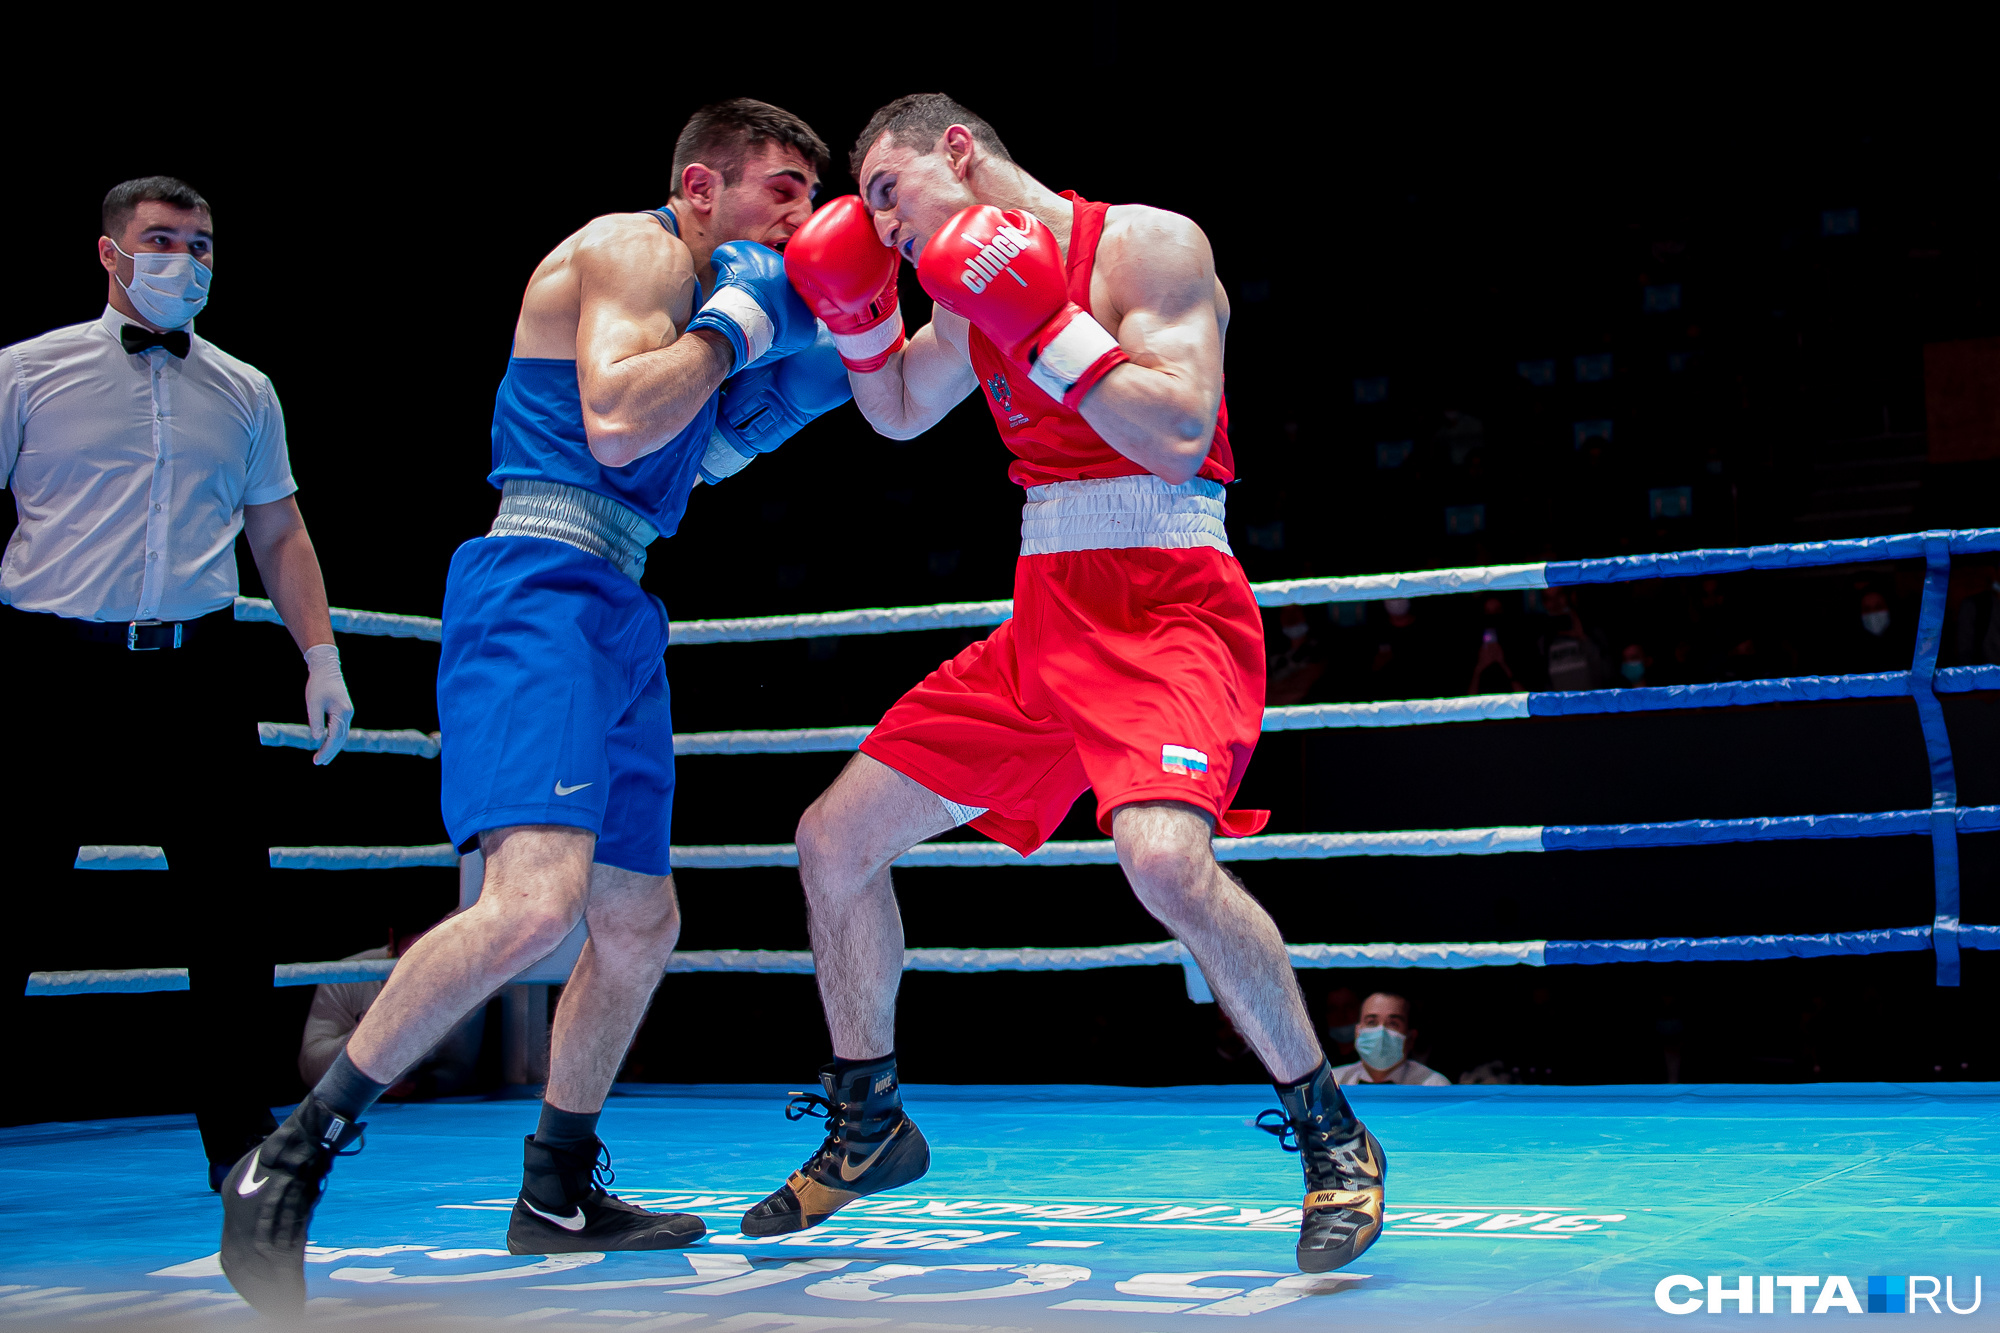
[{"xmin": 1162, "ymin": 744, "xmax": 1209, "ymax": 775}]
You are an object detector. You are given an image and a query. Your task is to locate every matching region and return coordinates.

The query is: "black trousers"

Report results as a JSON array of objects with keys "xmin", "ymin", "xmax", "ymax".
[{"xmin": 1, "ymin": 603, "xmax": 277, "ymax": 1149}]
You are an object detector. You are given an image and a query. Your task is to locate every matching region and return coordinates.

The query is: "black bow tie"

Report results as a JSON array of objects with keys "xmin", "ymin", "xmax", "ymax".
[{"xmin": 121, "ymin": 325, "xmax": 190, "ymax": 358}]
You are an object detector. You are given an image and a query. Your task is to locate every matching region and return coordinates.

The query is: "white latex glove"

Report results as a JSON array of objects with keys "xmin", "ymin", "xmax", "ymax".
[{"xmin": 303, "ymin": 643, "xmax": 354, "ymax": 765}]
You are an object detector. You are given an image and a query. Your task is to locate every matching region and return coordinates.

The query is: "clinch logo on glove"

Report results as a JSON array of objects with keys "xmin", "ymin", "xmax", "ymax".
[{"xmin": 957, "ymin": 224, "xmax": 1036, "ymax": 295}]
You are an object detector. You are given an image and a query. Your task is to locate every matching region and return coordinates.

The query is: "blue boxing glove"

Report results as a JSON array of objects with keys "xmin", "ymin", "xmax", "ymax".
[
  {"xmin": 686, "ymin": 241, "xmax": 820, "ymax": 374},
  {"xmin": 698, "ymin": 323, "xmax": 853, "ymax": 484}
]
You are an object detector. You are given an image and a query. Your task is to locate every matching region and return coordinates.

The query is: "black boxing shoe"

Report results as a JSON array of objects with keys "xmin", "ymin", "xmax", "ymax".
[
  {"xmin": 1258, "ymin": 1061, "xmax": 1386, "ymax": 1273},
  {"xmin": 741, "ymin": 1054, "xmax": 930, "ymax": 1236},
  {"xmin": 218, "ymin": 1095, "xmax": 365, "ymax": 1315},
  {"xmin": 507, "ymin": 1136, "xmax": 705, "ymax": 1255}
]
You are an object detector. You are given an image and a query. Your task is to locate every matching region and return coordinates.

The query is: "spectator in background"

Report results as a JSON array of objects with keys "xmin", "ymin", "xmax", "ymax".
[
  {"xmin": 1535, "ymin": 587, "xmax": 1611, "ymax": 691},
  {"xmin": 1370, "ymin": 597, "xmax": 1453, "ymax": 699},
  {"xmin": 299, "ymin": 917, "xmax": 483, "ymax": 1100},
  {"xmin": 1835, "ymin": 587, "xmax": 1912, "ymax": 674},
  {"xmin": 1955, "ymin": 564, "xmax": 2000, "ymax": 666},
  {"xmin": 1266, "ymin": 604, "xmax": 1327, "ymax": 706},
  {"xmin": 1323, "ymin": 985, "xmax": 1360, "ymax": 1066},
  {"xmin": 1618, "ymin": 643, "xmax": 1654, "ymax": 688},
  {"xmin": 1466, "ymin": 595, "xmax": 1526, "ymax": 694},
  {"xmin": 1331, "ymin": 992, "xmax": 1450, "ymax": 1086}
]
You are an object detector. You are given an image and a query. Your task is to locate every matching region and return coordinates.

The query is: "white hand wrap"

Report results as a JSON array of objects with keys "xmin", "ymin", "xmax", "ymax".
[
  {"xmin": 701, "ymin": 286, "xmax": 777, "ymax": 367},
  {"xmin": 1027, "ymin": 312, "xmax": 1122, "ymax": 403},
  {"xmin": 830, "ymin": 309, "xmax": 906, "ymax": 365},
  {"xmin": 699, "ymin": 427, "xmax": 757, "ymax": 484}
]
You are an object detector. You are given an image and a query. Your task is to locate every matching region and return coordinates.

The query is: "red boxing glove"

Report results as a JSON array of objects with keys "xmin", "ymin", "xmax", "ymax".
[
  {"xmin": 917, "ymin": 205, "xmax": 1128, "ymax": 408},
  {"xmin": 784, "ymin": 195, "xmax": 906, "ymax": 373}
]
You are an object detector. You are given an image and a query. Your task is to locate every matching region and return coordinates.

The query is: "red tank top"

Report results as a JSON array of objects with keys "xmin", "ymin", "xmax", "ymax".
[{"xmin": 964, "ymin": 191, "xmax": 1234, "ymax": 489}]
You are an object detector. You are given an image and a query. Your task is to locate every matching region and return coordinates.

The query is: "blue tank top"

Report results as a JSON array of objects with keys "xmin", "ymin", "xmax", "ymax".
[{"xmin": 487, "ymin": 207, "xmax": 714, "ymax": 536}]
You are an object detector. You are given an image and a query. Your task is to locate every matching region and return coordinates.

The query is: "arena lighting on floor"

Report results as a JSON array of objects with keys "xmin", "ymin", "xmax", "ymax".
[
  {"xmin": 9, "ymin": 1083, "xmax": 1997, "ymax": 1329},
  {"xmin": 33, "ymin": 527, "xmax": 2000, "ymax": 1003}
]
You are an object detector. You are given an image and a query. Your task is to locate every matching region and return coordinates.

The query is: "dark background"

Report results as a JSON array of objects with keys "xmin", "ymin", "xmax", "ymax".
[{"xmin": 8, "ymin": 37, "xmax": 2000, "ymax": 1121}]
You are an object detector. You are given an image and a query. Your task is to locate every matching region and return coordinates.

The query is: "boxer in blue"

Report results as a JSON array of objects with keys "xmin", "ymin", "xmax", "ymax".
[{"xmin": 220, "ymin": 99, "xmax": 852, "ymax": 1314}]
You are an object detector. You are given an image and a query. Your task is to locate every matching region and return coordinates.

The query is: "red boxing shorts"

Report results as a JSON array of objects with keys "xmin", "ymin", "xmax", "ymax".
[{"xmin": 860, "ymin": 543, "xmax": 1270, "ymax": 855}]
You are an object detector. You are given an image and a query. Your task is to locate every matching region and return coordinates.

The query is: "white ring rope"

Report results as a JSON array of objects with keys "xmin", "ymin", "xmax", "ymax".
[
  {"xmin": 1251, "ymin": 564, "xmax": 1548, "ymax": 605},
  {"xmin": 257, "ymin": 701, "xmax": 1536, "ymax": 762},
  {"xmin": 24, "ymin": 939, "xmax": 1543, "ymax": 996},
  {"xmin": 232, "ymin": 560, "xmax": 1556, "ymax": 651},
  {"xmin": 176, "ymin": 531, "xmax": 1997, "ymax": 1007},
  {"xmin": 235, "ymin": 597, "xmax": 445, "ymax": 641},
  {"xmin": 253, "ymin": 827, "xmax": 1549, "ymax": 872},
  {"xmin": 671, "ymin": 725, "xmax": 874, "ymax": 756},
  {"xmin": 259, "ymin": 722, "xmax": 441, "ymax": 757}
]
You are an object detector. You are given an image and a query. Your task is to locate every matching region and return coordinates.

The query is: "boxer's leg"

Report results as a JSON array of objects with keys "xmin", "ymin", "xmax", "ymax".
[
  {"xmin": 1112, "ymin": 799, "xmax": 1381, "ymax": 1274},
  {"xmin": 502, "ymin": 860, "xmax": 705, "ymax": 1256},
  {"xmin": 221, "ymin": 823, "xmax": 592, "ymax": 1313},
  {"xmin": 347, "ymin": 825, "xmax": 593, "ymax": 1080},
  {"xmin": 1110, "ymin": 800, "xmax": 1320, "ymax": 1082},
  {"xmin": 738, "ymin": 754, "xmax": 959, "ymax": 1238},
  {"xmin": 543, "ymin": 864, "xmax": 681, "ymax": 1114},
  {"xmin": 796, "ymin": 753, "xmax": 959, "ymax": 1059}
]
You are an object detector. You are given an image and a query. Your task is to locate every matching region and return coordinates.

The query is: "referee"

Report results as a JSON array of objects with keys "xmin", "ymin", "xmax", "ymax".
[{"xmin": 0, "ymin": 176, "xmax": 354, "ymax": 1187}]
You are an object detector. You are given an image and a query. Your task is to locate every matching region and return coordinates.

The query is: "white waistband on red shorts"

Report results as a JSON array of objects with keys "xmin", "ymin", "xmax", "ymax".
[{"xmin": 1019, "ymin": 474, "xmax": 1233, "ymax": 557}]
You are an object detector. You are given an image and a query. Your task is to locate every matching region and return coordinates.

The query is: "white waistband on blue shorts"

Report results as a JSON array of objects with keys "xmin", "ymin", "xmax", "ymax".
[
  {"xmin": 1019, "ymin": 474, "xmax": 1233, "ymax": 557},
  {"xmin": 488, "ymin": 479, "xmax": 658, "ymax": 582}
]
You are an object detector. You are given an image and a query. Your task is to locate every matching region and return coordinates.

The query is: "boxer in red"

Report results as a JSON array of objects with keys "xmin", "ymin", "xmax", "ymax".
[{"xmin": 747, "ymin": 94, "xmax": 1384, "ymax": 1275}]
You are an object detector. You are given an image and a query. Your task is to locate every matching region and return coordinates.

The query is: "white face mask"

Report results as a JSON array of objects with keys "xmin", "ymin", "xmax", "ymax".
[
  {"xmin": 1355, "ymin": 1025, "xmax": 1406, "ymax": 1069},
  {"xmin": 1283, "ymin": 621, "xmax": 1310, "ymax": 642},
  {"xmin": 112, "ymin": 240, "xmax": 211, "ymax": 329},
  {"xmin": 1862, "ymin": 610, "xmax": 1890, "ymax": 637}
]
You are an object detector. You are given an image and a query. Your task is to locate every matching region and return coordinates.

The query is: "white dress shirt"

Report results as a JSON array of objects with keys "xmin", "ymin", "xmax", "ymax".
[
  {"xmin": 0, "ymin": 305, "xmax": 296, "ymax": 622},
  {"xmin": 1331, "ymin": 1057, "xmax": 1452, "ymax": 1086}
]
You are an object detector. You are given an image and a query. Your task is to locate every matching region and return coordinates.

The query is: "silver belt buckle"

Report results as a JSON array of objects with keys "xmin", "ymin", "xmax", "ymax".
[{"xmin": 126, "ymin": 619, "xmax": 182, "ymax": 651}]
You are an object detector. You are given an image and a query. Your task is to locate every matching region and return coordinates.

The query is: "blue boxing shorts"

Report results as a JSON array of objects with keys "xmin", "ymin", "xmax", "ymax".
[{"xmin": 437, "ymin": 534, "xmax": 674, "ymax": 875}]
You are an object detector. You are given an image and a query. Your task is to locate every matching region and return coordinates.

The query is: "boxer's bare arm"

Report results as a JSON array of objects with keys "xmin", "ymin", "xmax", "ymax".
[
  {"xmin": 849, "ymin": 307, "xmax": 979, "ymax": 441},
  {"xmin": 1082, "ymin": 207, "xmax": 1230, "ymax": 485},
  {"xmin": 515, "ymin": 214, "xmax": 733, "ymax": 469}
]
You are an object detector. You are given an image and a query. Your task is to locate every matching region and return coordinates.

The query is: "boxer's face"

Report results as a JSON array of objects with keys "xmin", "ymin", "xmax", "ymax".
[
  {"xmin": 711, "ymin": 142, "xmax": 819, "ymax": 251},
  {"xmin": 859, "ymin": 129, "xmax": 980, "ymax": 266}
]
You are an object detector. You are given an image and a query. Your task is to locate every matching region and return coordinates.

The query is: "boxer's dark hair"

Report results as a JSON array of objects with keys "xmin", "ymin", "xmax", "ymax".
[
  {"xmin": 670, "ymin": 98, "xmax": 829, "ymax": 194},
  {"xmin": 103, "ymin": 176, "xmax": 210, "ymax": 238},
  {"xmin": 852, "ymin": 93, "xmax": 1013, "ymax": 178}
]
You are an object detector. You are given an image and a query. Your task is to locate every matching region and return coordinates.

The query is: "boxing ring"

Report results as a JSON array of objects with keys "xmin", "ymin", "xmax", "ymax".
[{"xmin": 9, "ymin": 528, "xmax": 2000, "ymax": 1327}]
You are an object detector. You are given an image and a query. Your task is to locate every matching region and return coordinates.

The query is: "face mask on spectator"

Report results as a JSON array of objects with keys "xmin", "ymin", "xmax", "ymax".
[
  {"xmin": 1355, "ymin": 1025, "xmax": 1406, "ymax": 1068},
  {"xmin": 1620, "ymin": 660, "xmax": 1646, "ymax": 683},
  {"xmin": 1327, "ymin": 1023, "xmax": 1355, "ymax": 1046},
  {"xmin": 1862, "ymin": 610, "xmax": 1891, "ymax": 637},
  {"xmin": 1283, "ymin": 621, "xmax": 1309, "ymax": 642},
  {"xmin": 1384, "ymin": 599, "xmax": 1411, "ymax": 617}
]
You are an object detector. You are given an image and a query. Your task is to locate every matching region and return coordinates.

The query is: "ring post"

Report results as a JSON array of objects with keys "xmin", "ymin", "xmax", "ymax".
[{"xmin": 1912, "ymin": 535, "xmax": 1963, "ymax": 986}]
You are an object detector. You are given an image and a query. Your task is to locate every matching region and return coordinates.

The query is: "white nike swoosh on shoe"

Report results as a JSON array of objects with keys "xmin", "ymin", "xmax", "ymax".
[
  {"xmin": 554, "ymin": 781, "xmax": 593, "ymax": 796},
  {"xmin": 521, "ymin": 1198, "xmax": 587, "ymax": 1231},
  {"xmin": 237, "ymin": 1157, "xmax": 270, "ymax": 1197}
]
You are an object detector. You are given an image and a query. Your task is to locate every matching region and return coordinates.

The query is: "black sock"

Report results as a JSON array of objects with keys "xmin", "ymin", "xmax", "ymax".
[
  {"xmin": 533, "ymin": 1101, "xmax": 602, "ymax": 1157},
  {"xmin": 1276, "ymin": 1058, "xmax": 1358, "ymax": 1131},
  {"xmin": 311, "ymin": 1049, "xmax": 390, "ymax": 1124}
]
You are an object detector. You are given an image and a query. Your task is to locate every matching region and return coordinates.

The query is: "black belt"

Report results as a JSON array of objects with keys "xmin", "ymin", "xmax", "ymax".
[
  {"xmin": 7, "ymin": 607, "xmax": 222, "ymax": 651},
  {"xmin": 76, "ymin": 619, "xmax": 196, "ymax": 650}
]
